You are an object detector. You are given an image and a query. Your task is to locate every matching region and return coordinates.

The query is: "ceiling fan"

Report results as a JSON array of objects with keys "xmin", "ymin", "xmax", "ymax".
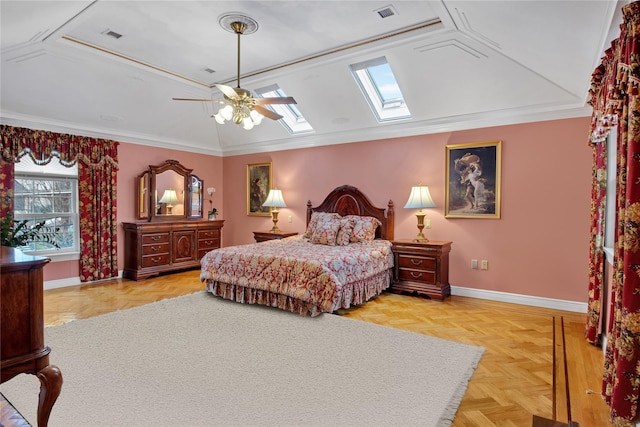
[{"xmin": 173, "ymin": 14, "xmax": 297, "ymax": 130}]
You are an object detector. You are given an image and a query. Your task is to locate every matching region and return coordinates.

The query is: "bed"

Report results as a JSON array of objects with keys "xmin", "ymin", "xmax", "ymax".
[{"xmin": 200, "ymin": 185, "xmax": 395, "ymax": 316}]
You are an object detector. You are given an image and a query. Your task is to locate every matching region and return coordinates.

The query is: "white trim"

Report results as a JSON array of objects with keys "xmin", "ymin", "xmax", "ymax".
[
  {"xmin": 451, "ymin": 286, "xmax": 588, "ymax": 313},
  {"xmin": 44, "ymin": 270, "xmax": 123, "ymax": 290}
]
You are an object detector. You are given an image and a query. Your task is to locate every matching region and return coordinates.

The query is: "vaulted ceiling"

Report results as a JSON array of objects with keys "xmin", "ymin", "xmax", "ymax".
[{"xmin": 0, "ymin": 1, "xmax": 625, "ymax": 156}]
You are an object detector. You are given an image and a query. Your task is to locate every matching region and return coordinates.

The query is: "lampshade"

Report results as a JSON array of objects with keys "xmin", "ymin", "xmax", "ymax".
[
  {"xmin": 262, "ymin": 189, "xmax": 287, "ymax": 208},
  {"xmin": 158, "ymin": 189, "xmax": 179, "ymax": 205},
  {"xmin": 404, "ymin": 185, "xmax": 436, "ymax": 209}
]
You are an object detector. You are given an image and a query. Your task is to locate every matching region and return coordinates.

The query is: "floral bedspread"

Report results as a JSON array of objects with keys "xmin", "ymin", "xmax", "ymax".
[{"xmin": 200, "ymin": 235, "xmax": 394, "ymax": 313}]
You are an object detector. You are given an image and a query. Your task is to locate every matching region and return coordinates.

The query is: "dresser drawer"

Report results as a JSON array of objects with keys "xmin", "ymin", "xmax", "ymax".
[
  {"xmin": 397, "ymin": 254, "xmax": 436, "ymax": 271},
  {"xmin": 142, "ymin": 233, "xmax": 170, "ymax": 244},
  {"xmin": 398, "ymin": 268, "xmax": 436, "ymax": 284},
  {"xmin": 198, "ymin": 238, "xmax": 219, "ymax": 250},
  {"xmin": 198, "ymin": 229, "xmax": 220, "ymax": 240},
  {"xmin": 141, "ymin": 253, "xmax": 170, "ymax": 268},
  {"xmin": 142, "ymin": 242, "xmax": 169, "ymax": 255}
]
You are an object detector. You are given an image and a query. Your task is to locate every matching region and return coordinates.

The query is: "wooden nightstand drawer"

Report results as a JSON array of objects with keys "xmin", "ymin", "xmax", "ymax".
[
  {"xmin": 397, "ymin": 254, "xmax": 436, "ymax": 271},
  {"xmin": 398, "ymin": 268, "xmax": 436, "ymax": 284}
]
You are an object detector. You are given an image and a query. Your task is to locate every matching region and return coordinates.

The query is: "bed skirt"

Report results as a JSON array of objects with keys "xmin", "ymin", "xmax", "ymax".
[{"xmin": 205, "ymin": 269, "xmax": 392, "ymax": 316}]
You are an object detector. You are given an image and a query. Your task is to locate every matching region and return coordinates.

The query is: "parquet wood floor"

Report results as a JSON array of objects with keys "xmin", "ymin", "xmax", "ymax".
[{"xmin": 1, "ymin": 270, "xmax": 612, "ymax": 426}]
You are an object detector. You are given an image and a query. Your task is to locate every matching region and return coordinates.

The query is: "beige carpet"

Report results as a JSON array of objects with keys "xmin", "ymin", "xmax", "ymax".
[{"xmin": 1, "ymin": 292, "xmax": 484, "ymax": 427}]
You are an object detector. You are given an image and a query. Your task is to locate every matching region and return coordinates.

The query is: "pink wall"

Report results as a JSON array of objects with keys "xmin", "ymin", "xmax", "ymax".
[
  {"xmin": 44, "ymin": 116, "xmax": 593, "ymax": 305},
  {"xmin": 222, "ymin": 117, "xmax": 592, "ymax": 302},
  {"xmin": 43, "ymin": 143, "xmax": 223, "ymax": 281}
]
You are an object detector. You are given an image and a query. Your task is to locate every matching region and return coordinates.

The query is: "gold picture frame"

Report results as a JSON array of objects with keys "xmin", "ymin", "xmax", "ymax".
[
  {"xmin": 247, "ymin": 162, "xmax": 272, "ymax": 216},
  {"xmin": 445, "ymin": 141, "xmax": 502, "ymax": 219}
]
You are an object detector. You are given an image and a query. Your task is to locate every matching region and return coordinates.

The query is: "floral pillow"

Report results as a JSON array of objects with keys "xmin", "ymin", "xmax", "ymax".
[
  {"xmin": 310, "ymin": 214, "xmax": 343, "ymax": 246},
  {"xmin": 347, "ymin": 215, "xmax": 382, "ymax": 242},
  {"xmin": 336, "ymin": 216, "xmax": 356, "ymax": 246},
  {"xmin": 304, "ymin": 212, "xmax": 340, "ymax": 238}
]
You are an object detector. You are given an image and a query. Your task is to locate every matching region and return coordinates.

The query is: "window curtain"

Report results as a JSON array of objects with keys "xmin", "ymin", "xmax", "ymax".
[
  {"xmin": 0, "ymin": 125, "xmax": 119, "ymax": 282},
  {"xmin": 586, "ymin": 2, "xmax": 640, "ymax": 424}
]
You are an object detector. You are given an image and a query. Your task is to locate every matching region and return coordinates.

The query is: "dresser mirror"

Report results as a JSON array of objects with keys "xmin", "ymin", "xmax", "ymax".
[
  {"xmin": 136, "ymin": 160, "xmax": 203, "ymax": 221},
  {"xmin": 190, "ymin": 175, "xmax": 204, "ymax": 218}
]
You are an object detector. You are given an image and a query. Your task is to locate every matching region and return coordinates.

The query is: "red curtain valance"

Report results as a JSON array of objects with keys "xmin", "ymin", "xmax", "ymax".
[{"xmin": 0, "ymin": 125, "xmax": 118, "ymax": 169}]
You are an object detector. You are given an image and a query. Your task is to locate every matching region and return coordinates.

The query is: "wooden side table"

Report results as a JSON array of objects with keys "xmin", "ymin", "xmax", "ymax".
[
  {"xmin": 390, "ymin": 239, "xmax": 452, "ymax": 301},
  {"xmin": 1, "ymin": 246, "xmax": 62, "ymax": 427},
  {"xmin": 253, "ymin": 230, "xmax": 298, "ymax": 243}
]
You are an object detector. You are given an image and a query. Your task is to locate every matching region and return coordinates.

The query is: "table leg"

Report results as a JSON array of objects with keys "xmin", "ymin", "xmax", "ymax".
[{"xmin": 37, "ymin": 365, "xmax": 62, "ymax": 427}]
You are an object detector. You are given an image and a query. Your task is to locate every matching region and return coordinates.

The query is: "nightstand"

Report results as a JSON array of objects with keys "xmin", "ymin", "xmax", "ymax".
[
  {"xmin": 391, "ymin": 240, "xmax": 452, "ymax": 301},
  {"xmin": 253, "ymin": 230, "xmax": 298, "ymax": 243}
]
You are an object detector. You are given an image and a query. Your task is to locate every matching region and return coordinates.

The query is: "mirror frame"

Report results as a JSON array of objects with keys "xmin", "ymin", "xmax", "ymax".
[
  {"xmin": 189, "ymin": 174, "xmax": 204, "ymax": 219},
  {"xmin": 137, "ymin": 159, "xmax": 202, "ymax": 221}
]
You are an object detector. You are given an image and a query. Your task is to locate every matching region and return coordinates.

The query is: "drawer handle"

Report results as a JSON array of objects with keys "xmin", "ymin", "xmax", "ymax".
[
  {"xmin": 205, "ymin": 240, "xmax": 214, "ymax": 245},
  {"xmin": 410, "ymin": 259, "xmax": 423, "ymax": 266},
  {"xmin": 151, "ymin": 245, "xmax": 162, "ymax": 252},
  {"xmin": 150, "ymin": 235, "xmax": 162, "ymax": 241},
  {"xmin": 151, "ymin": 256, "xmax": 162, "ymax": 263},
  {"xmin": 204, "ymin": 232, "xmax": 214, "ymax": 237},
  {"xmin": 410, "ymin": 272, "xmax": 423, "ymax": 279}
]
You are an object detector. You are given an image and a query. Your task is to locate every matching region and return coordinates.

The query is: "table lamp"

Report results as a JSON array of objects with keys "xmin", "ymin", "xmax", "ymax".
[
  {"xmin": 262, "ymin": 189, "xmax": 287, "ymax": 232},
  {"xmin": 404, "ymin": 185, "xmax": 436, "ymax": 242}
]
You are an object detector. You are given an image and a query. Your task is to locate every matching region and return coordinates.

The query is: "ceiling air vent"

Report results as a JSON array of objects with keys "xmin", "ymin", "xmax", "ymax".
[
  {"xmin": 375, "ymin": 5, "xmax": 397, "ymax": 19},
  {"xmin": 101, "ymin": 29, "xmax": 122, "ymax": 39},
  {"xmin": 202, "ymin": 67, "xmax": 216, "ymax": 74}
]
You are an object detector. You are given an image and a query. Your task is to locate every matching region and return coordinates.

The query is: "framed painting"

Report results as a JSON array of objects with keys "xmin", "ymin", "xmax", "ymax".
[
  {"xmin": 247, "ymin": 162, "xmax": 272, "ymax": 216},
  {"xmin": 445, "ymin": 141, "xmax": 502, "ymax": 219}
]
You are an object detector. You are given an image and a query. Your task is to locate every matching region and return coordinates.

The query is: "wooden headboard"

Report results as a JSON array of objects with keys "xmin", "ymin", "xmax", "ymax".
[{"xmin": 306, "ymin": 185, "xmax": 394, "ymax": 240}]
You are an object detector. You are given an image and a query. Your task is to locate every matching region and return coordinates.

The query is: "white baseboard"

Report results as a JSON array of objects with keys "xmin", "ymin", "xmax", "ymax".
[
  {"xmin": 44, "ymin": 271, "xmax": 123, "ymax": 290},
  {"xmin": 44, "ymin": 276, "xmax": 587, "ymax": 314},
  {"xmin": 451, "ymin": 286, "xmax": 588, "ymax": 313}
]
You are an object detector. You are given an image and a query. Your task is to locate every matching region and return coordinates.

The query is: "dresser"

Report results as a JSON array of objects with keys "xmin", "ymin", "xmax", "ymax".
[
  {"xmin": 122, "ymin": 220, "xmax": 224, "ymax": 280},
  {"xmin": 1, "ymin": 246, "xmax": 62, "ymax": 427},
  {"xmin": 390, "ymin": 240, "xmax": 452, "ymax": 301}
]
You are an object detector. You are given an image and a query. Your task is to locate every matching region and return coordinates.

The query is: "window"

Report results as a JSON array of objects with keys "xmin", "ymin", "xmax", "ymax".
[
  {"xmin": 350, "ymin": 56, "xmax": 411, "ymax": 122},
  {"xmin": 604, "ymin": 127, "xmax": 617, "ymax": 264},
  {"xmin": 254, "ymin": 84, "xmax": 314, "ymax": 134},
  {"xmin": 13, "ymin": 154, "xmax": 79, "ymax": 257}
]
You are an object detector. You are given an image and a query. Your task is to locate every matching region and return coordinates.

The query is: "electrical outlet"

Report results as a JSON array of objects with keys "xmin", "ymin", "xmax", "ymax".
[
  {"xmin": 288, "ymin": 215, "xmax": 293, "ymax": 223},
  {"xmin": 471, "ymin": 259, "xmax": 478, "ymax": 269},
  {"xmin": 481, "ymin": 260, "xmax": 489, "ymax": 270},
  {"xmin": 425, "ymin": 219, "xmax": 431, "ymax": 229}
]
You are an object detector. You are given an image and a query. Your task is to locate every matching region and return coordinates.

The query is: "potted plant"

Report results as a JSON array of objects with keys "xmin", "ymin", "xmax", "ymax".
[
  {"xmin": 207, "ymin": 187, "xmax": 218, "ymax": 220},
  {"xmin": 1, "ymin": 212, "xmax": 60, "ymax": 249}
]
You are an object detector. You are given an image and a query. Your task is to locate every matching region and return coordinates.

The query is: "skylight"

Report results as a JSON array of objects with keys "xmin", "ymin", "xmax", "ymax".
[
  {"xmin": 350, "ymin": 56, "xmax": 411, "ymax": 122},
  {"xmin": 254, "ymin": 84, "xmax": 314, "ymax": 134}
]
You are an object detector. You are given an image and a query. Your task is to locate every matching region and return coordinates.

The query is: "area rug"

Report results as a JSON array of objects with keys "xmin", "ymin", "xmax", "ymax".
[{"xmin": 1, "ymin": 292, "xmax": 484, "ymax": 427}]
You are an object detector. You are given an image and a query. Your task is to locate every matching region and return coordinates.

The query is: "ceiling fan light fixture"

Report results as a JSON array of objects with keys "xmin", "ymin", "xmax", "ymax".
[
  {"xmin": 250, "ymin": 110, "xmax": 264, "ymax": 125},
  {"xmin": 242, "ymin": 117, "xmax": 254, "ymax": 130}
]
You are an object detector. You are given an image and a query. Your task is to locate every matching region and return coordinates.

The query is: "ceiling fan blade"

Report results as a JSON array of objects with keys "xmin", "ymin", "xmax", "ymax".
[
  {"xmin": 172, "ymin": 97, "xmax": 221, "ymax": 102},
  {"xmin": 215, "ymin": 84, "xmax": 241, "ymax": 99},
  {"xmin": 254, "ymin": 105, "xmax": 283, "ymax": 120},
  {"xmin": 254, "ymin": 97, "xmax": 297, "ymax": 105}
]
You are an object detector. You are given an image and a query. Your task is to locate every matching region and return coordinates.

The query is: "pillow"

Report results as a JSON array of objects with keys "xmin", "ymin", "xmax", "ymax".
[
  {"xmin": 335, "ymin": 216, "xmax": 356, "ymax": 246},
  {"xmin": 347, "ymin": 215, "xmax": 382, "ymax": 242},
  {"xmin": 310, "ymin": 214, "xmax": 342, "ymax": 246},
  {"xmin": 304, "ymin": 212, "xmax": 340, "ymax": 238}
]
